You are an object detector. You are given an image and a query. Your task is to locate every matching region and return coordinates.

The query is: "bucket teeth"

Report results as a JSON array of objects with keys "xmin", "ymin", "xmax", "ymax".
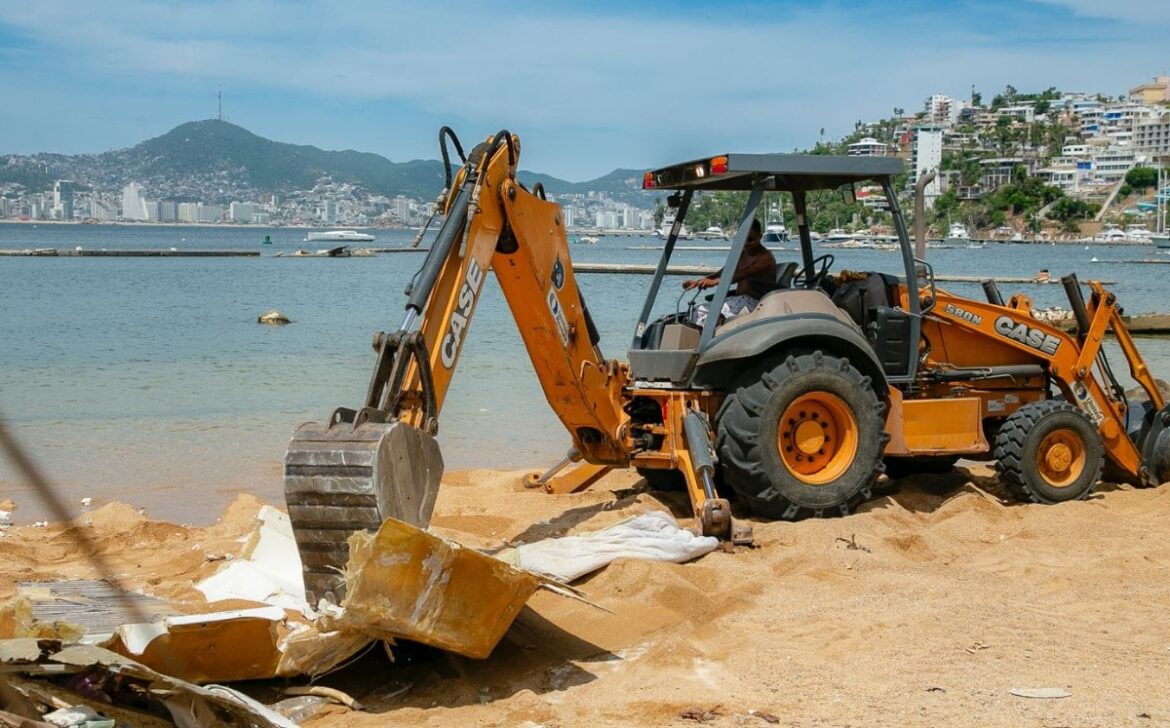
[{"xmin": 284, "ymin": 420, "xmax": 444, "ymax": 606}]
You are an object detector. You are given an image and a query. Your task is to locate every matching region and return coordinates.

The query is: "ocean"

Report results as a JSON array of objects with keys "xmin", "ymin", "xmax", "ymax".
[{"xmin": 2, "ymin": 221, "xmax": 1169, "ymax": 522}]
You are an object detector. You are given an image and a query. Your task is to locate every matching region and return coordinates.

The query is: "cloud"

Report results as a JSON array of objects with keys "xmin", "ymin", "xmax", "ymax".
[
  {"xmin": 0, "ymin": 1, "xmax": 1165, "ymax": 178},
  {"xmin": 1032, "ymin": 0, "xmax": 1170, "ymax": 23}
]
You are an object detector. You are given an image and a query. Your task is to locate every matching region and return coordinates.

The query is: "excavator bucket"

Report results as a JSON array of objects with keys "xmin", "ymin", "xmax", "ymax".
[{"xmin": 283, "ymin": 420, "xmax": 444, "ymax": 606}]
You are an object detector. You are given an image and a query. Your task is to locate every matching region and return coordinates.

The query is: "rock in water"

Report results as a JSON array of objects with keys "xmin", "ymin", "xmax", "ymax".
[{"xmin": 258, "ymin": 309, "xmax": 291, "ymax": 325}]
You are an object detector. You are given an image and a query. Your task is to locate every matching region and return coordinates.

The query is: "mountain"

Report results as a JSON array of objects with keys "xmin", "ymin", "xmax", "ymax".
[{"xmin": 0, "ymin": 120, "xmax": 654, "ymax": 205}]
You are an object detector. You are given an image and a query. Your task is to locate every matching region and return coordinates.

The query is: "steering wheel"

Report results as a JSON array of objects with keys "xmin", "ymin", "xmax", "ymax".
[{"xmin": 793, "ymin": 254, "xmax": 834, "ymax": 288}]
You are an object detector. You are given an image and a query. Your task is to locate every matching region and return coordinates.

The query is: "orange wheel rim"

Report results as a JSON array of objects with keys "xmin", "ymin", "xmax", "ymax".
[
  {"xmin": 1036, "ymin": 428, "xmax": 1086, "ymax": 488},
  {"xmin": 778, "ymin": 392, "xmax": 859, "ymax": 485}
]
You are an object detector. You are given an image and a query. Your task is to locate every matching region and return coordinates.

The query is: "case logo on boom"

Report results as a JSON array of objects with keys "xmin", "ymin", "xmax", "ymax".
[
  {"xmin": 440, "ymin": 259, "xmax": 485, "ymax": 368},
  {"xmin": 994, "ymin": 315, "xmax": 1061, "ymax": 355}
]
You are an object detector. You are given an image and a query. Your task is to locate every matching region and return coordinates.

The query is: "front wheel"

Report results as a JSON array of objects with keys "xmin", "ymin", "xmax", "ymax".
[
  {"xmin": 716, "ymin": 351, "xmax": 887, "ymax": 519},
  {"xmin": 994, "ymin": 400, "xmax": 1103, "ymax": 504}
]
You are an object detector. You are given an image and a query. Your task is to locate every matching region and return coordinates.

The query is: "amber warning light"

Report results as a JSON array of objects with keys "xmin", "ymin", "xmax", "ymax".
[
  {"xmin": 709, "ymin": 156, "xmax": 729, "ymax": 175},
  {"xmin": 642, "ymin": 171, "xmax": 655, "ymax": 189}
]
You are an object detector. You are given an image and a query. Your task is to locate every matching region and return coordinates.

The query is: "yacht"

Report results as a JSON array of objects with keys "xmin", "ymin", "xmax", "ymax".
[
  {"xmin": 1124, "ymin": 225, "xmax": 1153, "ymax": 244},
  {"xmin": 1093, "ymin": 225, "xmax": 1127, "ymax": 244},
  {"xmin": 657, "ymin": 213, "xmax": 692, "ymax": 240},
  {"xmin": 825, "ymin": 228, "xmax": 853, "ymax": 243},
  {"xmin": 944, "ymin": 222, "xmax": 971, "ymax": 243},
  {"xmin": 761, "ymin": 220, "xmax": 788, "ymax": 245},
  {"xmin": 700, "ymin": 225, "xmax": 727, "ymax": 240},
  {"xmin": 305, "ymin": 230, "xmax": 376, "ymax": 243}
]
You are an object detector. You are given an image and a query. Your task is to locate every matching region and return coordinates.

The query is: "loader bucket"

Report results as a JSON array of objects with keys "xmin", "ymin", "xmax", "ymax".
[{"xmin": 284, "ymin": 420, "xmax": 444, "ymax": 606}]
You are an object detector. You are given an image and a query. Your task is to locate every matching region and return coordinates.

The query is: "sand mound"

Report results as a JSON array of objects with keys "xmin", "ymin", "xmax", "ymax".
[{"xmin": 5, "ymin": 468, "xmax": 1170, "ymax": 726}]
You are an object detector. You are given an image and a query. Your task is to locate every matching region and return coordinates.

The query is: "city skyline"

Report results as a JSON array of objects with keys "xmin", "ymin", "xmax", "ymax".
[{"xmin": 1, "ymin": 0, "xmax": 1168, "ymax": 180}]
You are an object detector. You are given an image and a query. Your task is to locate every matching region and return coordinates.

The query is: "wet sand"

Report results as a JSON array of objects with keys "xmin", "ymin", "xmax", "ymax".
[{"xmin": 3, "ymin": 465, "xmax": 1170, "ymax": 726}]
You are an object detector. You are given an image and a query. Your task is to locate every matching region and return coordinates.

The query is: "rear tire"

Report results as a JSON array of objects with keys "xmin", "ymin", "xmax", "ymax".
[
  {"xmin": 716, "ymin": 351, "xmax": 887, "ymax": 519},
  {"xmin": 994, "ymin": 400, "xmax": 1103, "ymax": 504}
]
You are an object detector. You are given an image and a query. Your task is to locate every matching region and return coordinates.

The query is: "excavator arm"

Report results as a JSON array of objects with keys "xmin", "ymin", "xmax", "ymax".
[{"xmin": 284, "ymin": 130, "xmax": 630, "ymax": 604}]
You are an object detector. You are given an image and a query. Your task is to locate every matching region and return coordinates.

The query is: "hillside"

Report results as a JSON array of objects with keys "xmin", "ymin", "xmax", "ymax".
[{"xmin": 0, "ymin": 120, "xmax": 653, "ymax": 205}]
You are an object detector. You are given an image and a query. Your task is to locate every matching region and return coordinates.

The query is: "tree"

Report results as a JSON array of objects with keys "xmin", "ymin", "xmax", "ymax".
[
  {"xmin": 972, "ymin": 91, "xmax": 983, "ymax": 107},
  {"xmin": 1048, "ymin": 196, "xmax": 1098, "ymax": 223},
  {"xmin": 1126, "ymin": 167, "xmax": 1158, "ymax": 189}
]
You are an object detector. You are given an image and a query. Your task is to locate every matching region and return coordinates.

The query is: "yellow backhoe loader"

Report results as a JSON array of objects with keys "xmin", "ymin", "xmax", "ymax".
[{"xmin": 284, "ymin": 128, "xmax": 1170, "ymax": 605}]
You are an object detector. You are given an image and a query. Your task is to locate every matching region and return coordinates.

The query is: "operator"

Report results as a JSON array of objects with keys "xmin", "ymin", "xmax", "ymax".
[{"xmin": 683, "ymin": 219, "xmax": 776, "ymax": 326}]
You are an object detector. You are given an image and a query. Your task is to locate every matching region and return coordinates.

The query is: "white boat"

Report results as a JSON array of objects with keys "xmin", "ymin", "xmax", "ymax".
[
  {"xmin": 305, "ymin": 230, "xmax": 376, "ymax": 242},
  {"xmin": 700, "ymin": 225, "xmax": 727, "ymax": 240},
  {"xmin": 825, "ymin": 228, "xmax": 853, "ymax": 243},
  {"xmin": 945, "ymin": 222, "xmax": 971, "ymax": 243},
  {"xmin": 1124, "ymin": 225, "xmax": 1153, "ymax": 243},
  {"xmin": 1093, "ymin": 225, "xmax": 1127, "ymax": 244},
  {"xmin": 1154, "ymin": 234, "xmax": 1170, "ymax": 249},
  {"xmin": 761, "ymin": 220, "xmax": 788, "ymax": 245},
  {"xmin": 657, "ymin": 213, "xmax": 692, "ymax": 239},
  {"xmin": 576, "ymin": 235, "xmax": 600, "ymax": 245}
]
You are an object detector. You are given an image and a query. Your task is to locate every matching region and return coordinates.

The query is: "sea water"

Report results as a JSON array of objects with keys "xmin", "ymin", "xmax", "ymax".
[{"xmin": 1, "ymin": 222, "xmax": 1168, "ymax": 522}]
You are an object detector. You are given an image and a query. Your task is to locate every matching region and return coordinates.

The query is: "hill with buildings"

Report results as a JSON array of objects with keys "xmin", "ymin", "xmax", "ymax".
[{"xmin": 0, "ymin": 120, "xmax": 655, "ymax": 225}]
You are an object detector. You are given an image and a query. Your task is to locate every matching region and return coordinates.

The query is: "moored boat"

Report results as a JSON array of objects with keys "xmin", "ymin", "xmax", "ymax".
[{"xmin": 305, "ymin": 230, "xmax": 376, "ymax": 242}]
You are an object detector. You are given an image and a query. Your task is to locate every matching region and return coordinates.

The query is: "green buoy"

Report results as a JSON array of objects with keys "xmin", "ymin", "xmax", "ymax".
[{"xmin": 262, "ymin": 234, "xmax": 273, "ymax": 245}]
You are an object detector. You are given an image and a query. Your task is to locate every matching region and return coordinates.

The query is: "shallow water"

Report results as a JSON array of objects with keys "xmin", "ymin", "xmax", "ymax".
[{"xmin": 2, "ymin": 221, "xmax": 1168, "ymax": 522}]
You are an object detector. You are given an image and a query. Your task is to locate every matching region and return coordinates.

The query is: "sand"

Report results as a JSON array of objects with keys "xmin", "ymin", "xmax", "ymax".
[{"xmin": 3, "ymin": 465, "xmax": 1170, "ymax": 727}]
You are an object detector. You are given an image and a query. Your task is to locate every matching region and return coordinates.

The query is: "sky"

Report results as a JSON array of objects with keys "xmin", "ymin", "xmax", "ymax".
[{"xmin": 0, "ymin": 0, "xmax": 1167, "ymax": 181}]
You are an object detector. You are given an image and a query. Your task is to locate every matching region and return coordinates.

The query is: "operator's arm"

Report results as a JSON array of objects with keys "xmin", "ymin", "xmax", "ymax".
[{"xmin": 683, "ymin": 267, "xmax": 724, "ymax": 290}]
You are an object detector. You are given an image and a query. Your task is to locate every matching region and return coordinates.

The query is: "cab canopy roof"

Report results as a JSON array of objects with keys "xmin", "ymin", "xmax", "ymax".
[{"xmin": 643, "ymin": 153, "xmax": 904, "ymax": 192}]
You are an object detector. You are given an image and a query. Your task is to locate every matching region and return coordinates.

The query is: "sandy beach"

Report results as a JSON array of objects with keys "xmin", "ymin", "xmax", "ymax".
[{"xmin": 3, "ymin": 463, "xmax": 1170, "ymax": 727}]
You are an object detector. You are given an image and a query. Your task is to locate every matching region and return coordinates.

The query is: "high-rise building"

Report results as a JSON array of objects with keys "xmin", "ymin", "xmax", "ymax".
[
  {"xmin": 178, "ymin": 202, "xmax": 201, "ymax": 223},
  {"xmin": 52, "ymin": 181, "xmax": 76, "ymax": 220},
  {"xmin": 392, "ymin": 197, "xmax": 411, "ymax": 222},
  {"xmin": 198, "ymin": 204, "xmax": 224, "ymax": 223},
  {"xmin": 910, "ymin": 127, "xmax": 944, "ymax": 208},
  {"xmin": 230, "ymin": 202, "xmax": 257, "ymax": 223},
  {"xmin": 322, "ymin": 200, "xmax": 338, "ymax": 224},
  {"xmin": 925, "ymin": 95, "xmax": 954, "ymax": 125},
  {"xmin": 158, "ymin": 201, "xmax": 178, "ymax": 222},
  {"xmin": 121, "ymin": 183, "xmax": 149, "ymax": 221},
  {"xmin": 0, "ymin": 197, "xmax": 10, "ymax": 218}
]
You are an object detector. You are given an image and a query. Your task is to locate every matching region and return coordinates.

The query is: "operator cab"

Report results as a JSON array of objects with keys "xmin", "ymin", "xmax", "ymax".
[{"xmin": 628, "ymin": 153, "xmax": 922, "ymax": 388}]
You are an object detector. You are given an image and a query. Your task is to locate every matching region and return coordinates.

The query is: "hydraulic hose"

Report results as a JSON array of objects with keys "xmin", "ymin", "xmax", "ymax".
[{"xmin": 439, "ymin": 126, "xmax": 467, "ymax": 193}]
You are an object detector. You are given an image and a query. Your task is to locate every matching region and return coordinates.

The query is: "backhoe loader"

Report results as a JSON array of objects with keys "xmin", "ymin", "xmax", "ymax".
[{"xmin": 284, "ymin": 128, "xmax": 1170, "ymax": 605}]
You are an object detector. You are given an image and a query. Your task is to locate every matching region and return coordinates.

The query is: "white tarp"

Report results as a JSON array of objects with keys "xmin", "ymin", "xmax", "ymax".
[{"xmin": 510, "ymin": 510, "xmax": 718, "ymax": 582}]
